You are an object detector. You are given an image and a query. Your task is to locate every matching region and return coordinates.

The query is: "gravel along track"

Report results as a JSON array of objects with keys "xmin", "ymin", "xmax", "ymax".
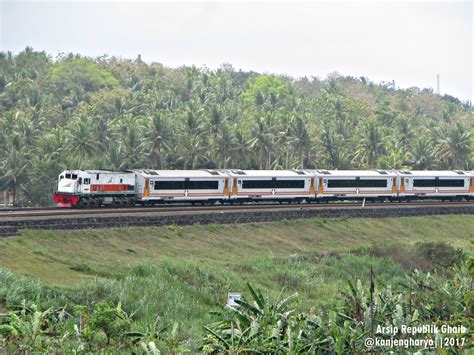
[
  {"xmin": 0, "ymin": 201, "xmax": 473, "ymax": 220},
  {"xmin": 0, "ymin": 201, "xmax": 473, "ymax": 237}
]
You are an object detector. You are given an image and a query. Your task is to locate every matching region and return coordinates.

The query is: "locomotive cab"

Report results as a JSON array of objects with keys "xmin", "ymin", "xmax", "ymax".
[
  {"xmin": 57, "ymin": 171, "xmax": 90, "ymax": 194},
  {"xmin": 53, "ymin": 170, "xmax": 86, "ymax": 207},
  {"xmin": 53, "ymin": 170, "xmax": 136, "ymax": 207}
]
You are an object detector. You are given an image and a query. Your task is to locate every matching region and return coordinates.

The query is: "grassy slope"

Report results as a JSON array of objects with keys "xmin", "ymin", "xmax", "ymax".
[
  {"xmin": 0, "ymin": 215, "xmax": 473, "ymax": 336},
  {"xmin": 1, "ymin": 215, "xmax": 473, "ymax": 286}
]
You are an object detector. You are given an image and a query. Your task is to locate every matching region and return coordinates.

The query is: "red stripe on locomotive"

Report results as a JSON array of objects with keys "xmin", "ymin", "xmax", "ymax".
[{"xmin": 90, "ymin": 184, "xmax": 132, "ymax": 192}]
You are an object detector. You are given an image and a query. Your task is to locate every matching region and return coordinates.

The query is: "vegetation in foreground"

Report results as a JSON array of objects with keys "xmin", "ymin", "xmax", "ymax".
[
  {"xmin": 0, "ymin": 250, "xmax": 472, "ymax": 352},
  {"xmin": 0, "ymin": 48, "xmax": 473, "ymax": 205},
  {"xmin": 0, "ymin": 216, "xmax": 473, "ymax": 352}
]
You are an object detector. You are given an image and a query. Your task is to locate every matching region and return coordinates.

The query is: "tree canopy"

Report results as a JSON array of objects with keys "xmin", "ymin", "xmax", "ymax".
[{"xmin": 0, "ymin": 48, "xmax": 473, "ymax": 206}]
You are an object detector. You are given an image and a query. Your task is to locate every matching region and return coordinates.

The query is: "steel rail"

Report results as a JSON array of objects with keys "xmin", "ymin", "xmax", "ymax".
[{"xmin": 1, "ymin": 201, "xmax": 473, "ymax": 219}]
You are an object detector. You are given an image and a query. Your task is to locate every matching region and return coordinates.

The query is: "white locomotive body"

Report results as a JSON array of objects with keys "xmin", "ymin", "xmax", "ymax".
[{"xmin": 54, "ymin": 170, "xmax": 135, "ymax": 207}]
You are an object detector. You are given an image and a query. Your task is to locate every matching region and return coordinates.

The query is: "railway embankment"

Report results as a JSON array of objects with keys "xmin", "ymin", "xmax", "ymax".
[{"xmin": 0, "ymin": 203, "xmax": 473, "ymax": 237}]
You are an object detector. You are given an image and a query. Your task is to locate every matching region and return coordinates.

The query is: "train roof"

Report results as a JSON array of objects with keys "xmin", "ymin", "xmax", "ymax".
[
  {"xmin": 60, "ymin": 170, "xmax": 132, "ymax": 174},
  {"xmin": 86, "ymin": 170, "xmax": 133, "ymax": 174},
  {"xmin": 224, "ymin": 169, "xmax": 311, "ymax": 177},
  {"xmin": 133, "ymin": 169, "xmax": 228, "ymax": 178},
  {"xmin": 397, "ymin": 170, "xmax": 469, "ymax": 177},
  {"xmin": 310, "ymin": 170, "xmax": 397, "ymax": 177}
]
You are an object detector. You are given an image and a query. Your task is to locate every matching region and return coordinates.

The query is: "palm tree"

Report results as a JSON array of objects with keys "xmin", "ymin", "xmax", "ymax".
[
  {"xmin": 276, "ymin": 118, "xmax": 293, "ymax": 169},
  {"xmin": 207, "ymin": 104, "xmax": 225, "ymax": 138},
  {"xmin": 379, "ymin": 147, "xmax": 410, "ymax": 169},
  {"xmin": 320, "ymin": 122, "xmax": 351, "ymax": 169},
  {"xmin": 142, "ymin": 114, "xmax": 171, "ymax": 169},
  {"xmin": 232, "ymin": 129, "xmax": 251, "ymax": 169},
  {"xmin": 93, "ymin": 116, "xmax": 114, "ymax": 153},
  {"xmin": 64, "ymin": 117, "xmax": 97, "ymax": 168},
  {"xmin": 177, "ymin": 134, "xmax": 207, "ymax": 169},
  {"xmin": 215, "ymin": 124, "xmax": 237, "ymax": 168},
  {"xmin": 183, "ymin": 101, "xmax": 204, "ymax": 136},
  {"xmin": 0, "ymin": 140, "xmax": 30, "ymax": 206},
  {"xmin": 395, "ymin": 116, "xmax": 413, "ymax": 150},
  {"xmin": 410, "ymin": 137, "xmax": 435, "ymax": 169},
  {"xmin": 353, "ymin": 120, "xmax": 384, "ymax": 168},
  {"xmin": 290, "ymin": 116, "xmax": 312, "ymax": 168},
  {"xmin": 120, "ymin": 118, "xmax": 144, "ymax": 169},
  {"xmin": 248, "ymin": 118, "xmax": 274, "ymax": 169},
  {"xmin": 435, "ymin": 122, "xmax": 471, "ymax": 169}
]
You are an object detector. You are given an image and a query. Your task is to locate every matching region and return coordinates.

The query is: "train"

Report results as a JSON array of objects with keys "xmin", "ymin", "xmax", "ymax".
[{"xmin": 53, "ymin": 169, "xmax": 474, "ymax": 207}]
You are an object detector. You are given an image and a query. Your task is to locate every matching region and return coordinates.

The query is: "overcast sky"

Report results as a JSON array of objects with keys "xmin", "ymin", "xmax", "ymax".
[{"xmin": 1, "ymin": 0, "xmax": 472, "ymax": 101}]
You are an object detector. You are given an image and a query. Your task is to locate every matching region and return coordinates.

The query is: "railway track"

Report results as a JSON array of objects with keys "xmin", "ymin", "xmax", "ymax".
[
  {"xmin": 1, "ymin": 201, "xmax": 472, "ymax": 237},
  {"xmin": 1, "ymin": 200, "xmax": 473, "ymax": 219}
]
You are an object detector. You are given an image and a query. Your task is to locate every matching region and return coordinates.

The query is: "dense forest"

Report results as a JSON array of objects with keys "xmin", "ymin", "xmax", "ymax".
[{"xmin": 0, "ymin": 47, "xmax": 472, "ymax": 206}]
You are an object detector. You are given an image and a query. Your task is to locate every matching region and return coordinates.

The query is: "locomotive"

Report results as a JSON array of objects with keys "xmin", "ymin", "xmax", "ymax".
[{"xmin": 53, "ymin": 169, "xmax": 474, "ymax": 207}]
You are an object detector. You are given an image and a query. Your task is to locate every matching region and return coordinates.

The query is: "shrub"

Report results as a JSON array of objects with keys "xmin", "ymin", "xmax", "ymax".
[
  {"xmin": 70, "ymin": 263, "xmax": 93, "ymax": 273},
  {"xmin": 415, "ymin": 242, "xmax": 466, "ymax": 268},
  {"xmin": 370, "ymin": 243, "xmax": 431, "ymax": 271}
]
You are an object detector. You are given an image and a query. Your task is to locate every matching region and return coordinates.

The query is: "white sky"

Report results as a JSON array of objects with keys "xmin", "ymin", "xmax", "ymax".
[{"xmin": 1, "ymin": 0, "xmax": 473, "ymax": 101}]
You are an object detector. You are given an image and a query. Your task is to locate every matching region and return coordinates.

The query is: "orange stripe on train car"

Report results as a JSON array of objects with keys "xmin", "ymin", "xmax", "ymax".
[
  {"xmin": 318, "ymin": 178, "xmax": 324, "ymax": 194},
  {"xmin": 232, "ymin": 178, "xmax": 238, "ymax": 196},
  {"xmin": 309, "ymin": 178, "xmax": 316, "ymax": 195},
  {"xmin": 144, "ymin": 178, "xmax": 150, "ymax": 197},
  {"xmin": 223, "ymin": 179, "xmax": 229, "ymax": 196}
]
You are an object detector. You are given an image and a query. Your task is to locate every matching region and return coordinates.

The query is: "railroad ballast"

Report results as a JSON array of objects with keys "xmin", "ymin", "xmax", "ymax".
[{"xmin": 53, "ymin": 169, "xmax": 474, "ymax": 208}]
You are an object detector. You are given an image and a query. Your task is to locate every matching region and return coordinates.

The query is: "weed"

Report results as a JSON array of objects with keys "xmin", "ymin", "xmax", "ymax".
[
  {"xmin": 32, "ymin": 249, "xmax": 49, "ymax": 257},
  {"xmin": 206, "ymin": 224, "xmax": 219, "ymax": 233},
  {"xmin": 70, "ymin": 263, "xmax": 93, "ymax": 273},
  {"xmin": 313, "ymin": 217, "xmax": 327, "ymax": 226}
]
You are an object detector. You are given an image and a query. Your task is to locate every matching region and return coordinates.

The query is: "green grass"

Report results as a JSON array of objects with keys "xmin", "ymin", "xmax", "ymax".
[
  {"xmin": 0, "ymin": 215, "xmax": 472, "ymax": 339},
  {"xmin": 0, "ymin": 215, "xmax": 472, "ymax": 286}
]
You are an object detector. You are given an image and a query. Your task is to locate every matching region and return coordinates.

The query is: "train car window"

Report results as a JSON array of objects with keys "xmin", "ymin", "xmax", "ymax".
[
  {"xmin": 120, "ymin": 178, "xmax": 123, "ymax": 183},
  {"xmin": 60, "ymin": 175, "xmax": 64, "ymax": 180},
  {"xmin": 65, "ymin": 173, "xmax": 71, "ymax": 179},
  {"xmin": 96, "ymin": 174, "xmax": 100, "ymax": 180},
  {"xmin": 327, "ymin": 179, "xmax": 358, "ymax": 188},
  {"xmin": 84, "ymin": 178, "xmax": 90, "ymax": 184},
  {"xmin": 273, "ymin": 180, "xmax": 305, "ymax": 189},
  {"xmin": 437, "ymin": 179, "xmax": 464, "ymax": 187},
  {"xmin": 71, "ymin": 174, "xmax": 78, "ymax": 180},
  {"xmin": 413, "ymin": 179, "xmax": 436, "ymax": 187},
  {"xmin": 187, "ymin": 180, "xmax": 219, "ymax": 190},
  {"xmin": 242, "ymin": 180, "xmax": 273, "ymax": 189},
  {"xmin": 154, "ymin": 181, "xmax": 186, "ymax": 190},
  {"xmin": 358, "ymin": 179, "xmax": 387, "ymax": 188},
  {"xmin": 78, "ymin": 177, "xmax": 82, "ymax": 185}
]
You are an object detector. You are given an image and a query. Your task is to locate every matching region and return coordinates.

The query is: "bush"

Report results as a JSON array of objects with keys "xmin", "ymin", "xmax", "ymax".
[
  {"xmin": 415, "ymin": 242, "xmax": 466, "ymax": 268},
  {"xmin": 70, "ymin": 263, "xmax": 93, "ymax": 273},
  {"xmin": 370, "ymin": 243, "xmax": 431, "ymax": 271}
]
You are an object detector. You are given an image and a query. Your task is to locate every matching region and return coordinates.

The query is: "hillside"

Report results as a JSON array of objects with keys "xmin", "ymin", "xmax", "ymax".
[
  {"xmin": 1, "ymin": 216, "xmax": 473, "ymax": 338},
  {"xmin": 0, "ymin": 48, "xmax": 473, "ymax": 206}
]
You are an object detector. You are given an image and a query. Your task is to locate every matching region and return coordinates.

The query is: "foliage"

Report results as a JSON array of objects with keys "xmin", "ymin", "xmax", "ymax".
[
  {"xmin": 415, "ymin": 241, "xmax": 467, "ymax": 269},
  {"xmin": 0, "ymin": 48, "xmax": 472, "ymax": 205},
  {"xmin": 0, "ymin": 245, "xmax": 472, "ymax": 352},
  {"xmin": 204, "ymin": 264, "xmax": 473, "ymax": 353}
]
